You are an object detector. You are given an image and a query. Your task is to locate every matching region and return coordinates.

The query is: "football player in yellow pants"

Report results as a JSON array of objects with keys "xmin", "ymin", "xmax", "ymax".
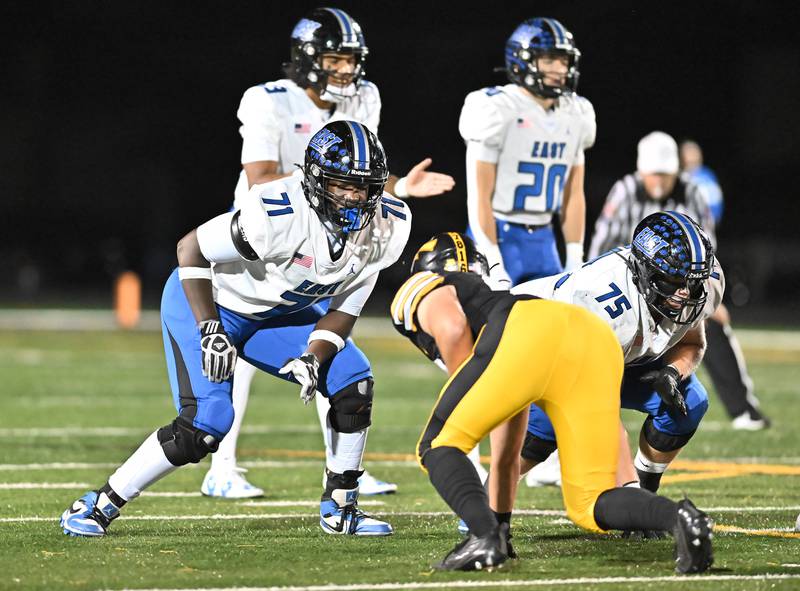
[{"xmin": 393, "ymin": 232, "xmax": 714, "ymax": 572}]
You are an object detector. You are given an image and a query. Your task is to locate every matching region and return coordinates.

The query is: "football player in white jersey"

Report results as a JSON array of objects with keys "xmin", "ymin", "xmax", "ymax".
[
  {"xmin": 511, "ymin": 212, "xmax": 723, "ymax": 501},
  {"xmin": 459, "ymin": 17, "xmax": 595, "ymax": 290},
  {"xmin": 208, "ymin": 7, "xmax": 455, "ymax": 498},
  {"xmin": 60, "ymin": 120, "xmax": 410, "ymax": 538}
]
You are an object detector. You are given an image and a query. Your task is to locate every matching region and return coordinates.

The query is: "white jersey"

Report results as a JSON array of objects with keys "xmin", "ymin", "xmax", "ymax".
[
  {"xmin": 512, "ymin": 247, "xmax": 725, "ymax": 365},
  {"xmin": 459, "ymin": 84, "xmax": 596, "ymax": 226},
  {"xmin": 233, "ymin": 78, "xmax": 382, "ymax": 205},
  {"xmin": 198, "ymin": 171, "xmax": 411, "ymax": 318}
]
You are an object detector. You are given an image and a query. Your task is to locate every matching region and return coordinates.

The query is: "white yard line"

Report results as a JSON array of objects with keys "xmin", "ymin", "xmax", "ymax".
[
  {"xmin": 0, "ymin": 460, "xmax": 419, "ymax": 471},
  {"xmin": 0, "ymin": 482, "xmax": 91, "ymax": 489},
  {"xmin": 5, "ymin": 507, "xmax": 798, "ymax": 524},
  {"xmin": 112, "ymin": 573, "xmax": 800, "ymax": 591}
]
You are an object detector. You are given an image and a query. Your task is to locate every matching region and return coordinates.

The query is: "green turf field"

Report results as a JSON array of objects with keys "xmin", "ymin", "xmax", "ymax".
[{"xmin": 1, "ymin": 326, "xmax": 800, "ymax": 590}]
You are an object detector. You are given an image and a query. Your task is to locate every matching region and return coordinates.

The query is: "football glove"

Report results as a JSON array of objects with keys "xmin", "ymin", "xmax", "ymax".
[
  {"xmin": 641, "ymin": 365, "xmax": 687, "ymax": 417},
  {"xmin": 279, "ymin": 353, "xmax": 320, "ymax": 405},
  {"xmin": 198, "ymin": 320, "xmax": 237, "ymax": 383}
]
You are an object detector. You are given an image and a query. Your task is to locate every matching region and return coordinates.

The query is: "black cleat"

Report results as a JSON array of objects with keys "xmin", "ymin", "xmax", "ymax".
[
  {"xmin": 435, "ymin": 522, "xmax": 509, "ymax": 571},
  {"xmin": 673, "ymin": 498, "xmax": 714, "ymax": 574}
]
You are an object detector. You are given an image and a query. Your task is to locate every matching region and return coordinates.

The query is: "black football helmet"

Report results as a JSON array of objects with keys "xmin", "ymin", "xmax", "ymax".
[
  {"xmin": 504, "ymin": 17, "xmax": 580, "ymax": 98},
  {"xmin": 285, "ymin": 8, "xmax": 368, "ymax": 100},
  {"xmin": 411, "ymin": 232, "xmax": 490, "ymax": 276},
  {"xmin": 629, "ymin": 211, "xmax": 715, "ymax": 325},
  {"xmin": 302, "ymin": 120, "xmax": 388, "ymax": 234}
]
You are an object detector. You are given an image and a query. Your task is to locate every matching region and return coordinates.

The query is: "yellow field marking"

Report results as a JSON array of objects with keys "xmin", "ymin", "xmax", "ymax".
[{"xmin": 716, "ymin": 524, "xmax": 800, "ymax": 539}]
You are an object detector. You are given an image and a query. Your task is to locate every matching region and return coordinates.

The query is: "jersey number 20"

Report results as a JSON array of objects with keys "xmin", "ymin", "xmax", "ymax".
[{"xmin": 514, "ymin": 162, "xmax": 567, "ymax": 212}]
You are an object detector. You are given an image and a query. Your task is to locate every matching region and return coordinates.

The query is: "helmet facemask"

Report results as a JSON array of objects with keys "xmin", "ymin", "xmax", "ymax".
[
  {"xmin": 304, "ymin": 170, "xmax": 383, "ymax": 234},
  {"xmin": 631, "ymin": 257, "xmax": 709, "ymax": 325}
]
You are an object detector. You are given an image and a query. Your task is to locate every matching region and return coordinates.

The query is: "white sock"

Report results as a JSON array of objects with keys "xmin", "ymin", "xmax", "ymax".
[
  {"xmin": 634, "ymin": 449, "xmax": 670, "ymax": 474},
  {"xmin": 315, "ymin": 391, "xmax": 332, "ymax": 450},
  {"xmin": 326, "ymin": 425, "xmax": 367, "ymax": 476},
  {"xmin": 211, "ymin": 359, "xmax": 257, "ymax": 471},
  {"xmin": 108, "ymin": 431, "xmax": 177, "ymax": 501}
]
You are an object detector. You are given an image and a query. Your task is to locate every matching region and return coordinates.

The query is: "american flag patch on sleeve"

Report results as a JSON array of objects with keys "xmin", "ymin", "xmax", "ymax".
[
  {"xmin": 294, "ymin": 122, "xmax": 312, "ymax": 133},
  {"xmin": 292, "ymin": 252, "xmax": 314, "ymax": 268}
]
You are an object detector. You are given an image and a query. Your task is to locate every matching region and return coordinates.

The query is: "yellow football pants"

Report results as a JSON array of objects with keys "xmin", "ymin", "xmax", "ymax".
[{"xmin": 417, "ymin": 298, "xmax": 624, "ymax": 532}]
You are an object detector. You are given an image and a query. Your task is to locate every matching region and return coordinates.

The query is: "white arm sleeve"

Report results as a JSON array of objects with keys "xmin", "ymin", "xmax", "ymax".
[
  {"xmin": 328, "ymin": 273, "xmax": 379, "ymax": 317},
  {"xmin": 196, "ymin": 212, "xmax": 242, "ymax": 263},
  {"xmin": 238, "ymin": 86, "xmax": 281, "ymax": 165}
]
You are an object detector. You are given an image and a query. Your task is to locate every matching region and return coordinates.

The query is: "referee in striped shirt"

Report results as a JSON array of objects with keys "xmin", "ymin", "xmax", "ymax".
[
  {"xmin": 588, "ymin": 131, "xmax": 713, "ymax": 259},
  {"xmin": 588, "ymin": 131, "xmax": 770, "ymax": 431}
]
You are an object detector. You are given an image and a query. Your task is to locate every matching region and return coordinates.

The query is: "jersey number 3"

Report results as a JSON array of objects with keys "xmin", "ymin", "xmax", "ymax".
[
  {"xmin": 595, "ymin": 282, "xmax": 631, "ymax": 319},
  {"xmin": 514, "ymin": 161, "xmax": 567, "ymax": 212}
]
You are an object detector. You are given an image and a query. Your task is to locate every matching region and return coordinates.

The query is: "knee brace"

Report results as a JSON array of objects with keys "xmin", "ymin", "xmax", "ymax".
[
  {"xmin": 157, "ymin": 418, "xmax": 219, "ymax": 466},
  {"xmin": 329, "ymin": 378, "xmax": 373, "ymax": 433},
  {"xmin": 642, "ymin": 415, "xmax": 694, "ymax": 453},
  {"xmin": 520, "ymin": 431, "xmax": 558, "ymax": 463}
]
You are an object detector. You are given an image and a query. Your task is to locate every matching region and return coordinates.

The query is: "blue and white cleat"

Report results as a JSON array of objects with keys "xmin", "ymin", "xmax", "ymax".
[
  {"xmin": 320, "ymin": 487, "xmax": 393, "ymax": 536},
  {"xmin": 60, "ymin": 491, "xmax": 119, "ymax": 537},
  {"xmin": 358, "ymin": 470, "xmax": 398, "ymax": 496},
  {"xmin": 201, "ymin": 467, "xmax": 264, "ymax": 499},
  {"xmin": 458, "ymin": 518, "xmax": 470, "ymax": 536}
]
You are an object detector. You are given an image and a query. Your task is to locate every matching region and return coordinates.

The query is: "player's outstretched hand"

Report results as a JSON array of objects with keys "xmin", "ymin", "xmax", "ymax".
[
  {"xmin": 199, "ymin": 320, "xmax": 237, "ymax": 383},
  {"xmin": 404, "ymin": 158, "xmax": 455, "ymax": 198},
  {"xmin": 279, "ymin": 354, "xmax": 320, "ymax": 405},
  {"xmin": 641, "ymin": 365, "xmax": 687, "ymax": 416}
]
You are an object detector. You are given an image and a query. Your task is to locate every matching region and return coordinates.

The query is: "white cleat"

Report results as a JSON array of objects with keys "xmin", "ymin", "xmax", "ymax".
[
  {"xmin": 358, "ymin": 470, "xmax": 398, "ymax": 495},
  {"xmin": 525, "ymin": 450, "xmax": 562, "ymax": 488},
  {"xmin": 731, "ymin": 409, "xmax": 769, "ymax": 431},
  {"xmin": 201, "ymin": 466, "xmax": 264, "ymax": 499}
]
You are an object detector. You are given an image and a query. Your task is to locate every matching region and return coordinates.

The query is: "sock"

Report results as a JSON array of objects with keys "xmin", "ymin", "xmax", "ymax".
[
  {"xmin": 322, "ymin": 468, "xmax": 363, "ymax": 501},
  {"xmin": 326, "ymin": 428, "xmax": 367, "ymax": 475},
  {"xmin": 211, "ymin": 360, "xmax": 257, "ymax": 471},
  {"xmin": 107, "ymin": 430, "xmax": 178, "ymax": 501},
  {"xmin": 315, "ymin": 391, "xmax": 332, "ymax": 450},
  {"xmin": 493, "ymin": 511, "xmax": 512, "ymax": 526},
  {"xmin": 593, "ymin": 487, "xmax": 678, "ymax": 532},
  {"xmin": 634, "ymin": 449, "xmax": 669, "ymax": 493},
  {"xmin": 99, "ymin": 482, "xmax": 127, "ymax": 510},
  {"xmin": 423, "ymin": 446, "xmax": 497, "ymax": 537}
]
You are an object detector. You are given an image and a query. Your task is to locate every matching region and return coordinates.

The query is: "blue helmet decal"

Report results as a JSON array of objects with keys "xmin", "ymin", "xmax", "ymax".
[
  {"xmin": 309, "ymin": 128, "xmax": 343, "ymax": 155},
  {"xmin": 292, "ymin": 18, "xmax": 322, "ymax": 42}
]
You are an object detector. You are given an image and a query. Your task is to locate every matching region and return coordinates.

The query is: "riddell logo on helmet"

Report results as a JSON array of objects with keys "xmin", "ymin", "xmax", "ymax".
[{"xmin": 348, "ymin": 169, "xmax": 372, "ymax": 176}]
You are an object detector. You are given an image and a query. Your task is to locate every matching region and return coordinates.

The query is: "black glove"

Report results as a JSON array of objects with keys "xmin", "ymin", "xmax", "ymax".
[
  {"xmin": 198, "ymin": 320, "xmax": 237, "ymax": 383},
  {"xmin": 641, "ymin": 365, "xmax": 687, "ymax": 417}
]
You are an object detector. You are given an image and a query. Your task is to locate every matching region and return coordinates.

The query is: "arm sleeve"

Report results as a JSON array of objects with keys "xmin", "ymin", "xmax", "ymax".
[
  {"xmin": 237, "ymin": 86, "xmax": 281, "ymax": 165},
  {"xmin": 196, "ymin": 212, "xmax": 243, "ymax": 263},
  {"xmin": 328, "ymin": 272, "xmax": 379, "ymax": 317}
]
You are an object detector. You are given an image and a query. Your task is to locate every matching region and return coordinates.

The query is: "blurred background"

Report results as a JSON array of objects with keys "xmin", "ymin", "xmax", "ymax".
[{"xmin": 3, "ymin": 1, "xmax": 799, "ymax": 323}]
